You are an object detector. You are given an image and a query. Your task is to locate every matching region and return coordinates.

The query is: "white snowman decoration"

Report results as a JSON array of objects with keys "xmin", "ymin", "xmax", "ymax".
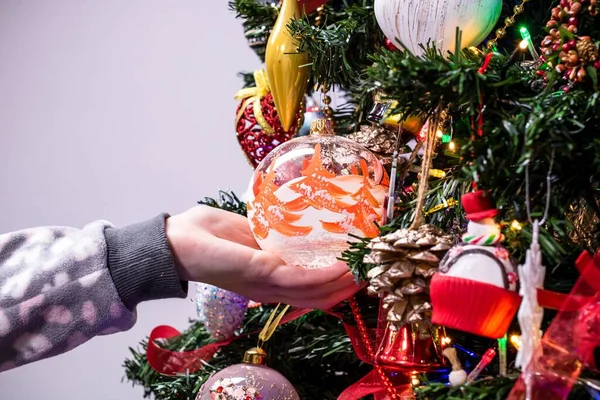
[{"xmin": 430, "ymin": 190, "xmax": 522, "ymax": 339}]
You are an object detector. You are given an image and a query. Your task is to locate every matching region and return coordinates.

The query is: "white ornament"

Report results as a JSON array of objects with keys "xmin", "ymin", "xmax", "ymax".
[
  {"xmin": 374, "ymin": 0, "xmax": 502, "ymax": 56},
  {"xmin": 449, "ymin": 370, "xmax": 468, "ymax": 386},
  {"xmin": 441, "ymin": 243, "xmax": 518, "ymax": 291},
  {"xmin": 515, "ymin": 220, "xmax": 545, "ymax": 399},
  {"xmin": 196, "ymin": 284, "xmax": 249, "ymax": 340},
  {"xmin": 466, "ymin": 218, "xmax": 501, "ymax": 238}
]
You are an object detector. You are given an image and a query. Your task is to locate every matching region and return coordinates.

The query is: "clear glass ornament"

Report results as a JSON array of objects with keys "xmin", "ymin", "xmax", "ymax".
[{"xmin": 247, "ymin": 119, "xmax": 389, "ymax": 269}]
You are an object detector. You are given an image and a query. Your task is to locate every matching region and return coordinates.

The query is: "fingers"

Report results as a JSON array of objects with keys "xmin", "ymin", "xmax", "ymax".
[
  {"xmin": 268, "ymin": 262, "xmax": 351, "ymax": 290},
  {"xmin": 264, "ymin": 279, "xmax": 364, "ymax": 310}
]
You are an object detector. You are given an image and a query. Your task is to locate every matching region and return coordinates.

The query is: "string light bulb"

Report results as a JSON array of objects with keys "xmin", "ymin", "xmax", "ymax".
[
  {"xmin": 519, "ymin": 27, "xmax": 531, "ymax": 41},
  {"xmin": 510, "ymin": 334, "xmax": 522, "ymax": 350},
  {"xmin": 441, "ymin": 336, "xmax": 452, "ymax": 346},
  {"xmin": 510, "ymin": 220, "xmax": 523, "ymax": 232},
  {"xmin": 519, "ymin": 40, "xmax": 528, "ymax": 50},
  {"xmin": 411, "ymin": 373, "xmax": 420, "ymax": 386},
  {"xmin": 436, "ymin": 129, "xmax": 443, "ymax": 138},
  {"xmin": 518, "ymin": 26, "xmax": 540, "ymax": 61},
  {"xmin": 429, "ymin": 169, "xmax": 447, "ymax": 179},
  {"xmin": 448, "ymin": 141, "xmax": 456, "ymax": 151}
]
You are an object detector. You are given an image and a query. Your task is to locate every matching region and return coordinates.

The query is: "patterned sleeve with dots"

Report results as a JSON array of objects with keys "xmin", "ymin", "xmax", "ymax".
[{"xmin": 0, "ymin": 214, "xmax": 188, "ymax": 372}]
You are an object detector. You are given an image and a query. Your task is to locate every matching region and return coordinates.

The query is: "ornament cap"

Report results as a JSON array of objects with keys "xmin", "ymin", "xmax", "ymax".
[
  {"xmin": 309, "ymin": 118, "xmax": 334, "ymax": 136},
  {"xmin": 243, "ymin": 347, "xmax": 267, "ymax": 365}
]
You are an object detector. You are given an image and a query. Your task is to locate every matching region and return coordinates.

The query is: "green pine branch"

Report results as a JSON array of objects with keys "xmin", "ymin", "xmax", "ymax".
[
  {"xmin": 288, "ymin": 0, "xmax": 381, "ymax": 88},
  {"xmin": 198, "ymin": 190, "xmax": 247, "ymax": 216}
]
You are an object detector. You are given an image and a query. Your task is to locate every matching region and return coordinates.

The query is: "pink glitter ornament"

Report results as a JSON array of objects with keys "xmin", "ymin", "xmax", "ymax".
[{"xmin": 196, "ymin": 348, "xmax": 299, "ymax": 400}]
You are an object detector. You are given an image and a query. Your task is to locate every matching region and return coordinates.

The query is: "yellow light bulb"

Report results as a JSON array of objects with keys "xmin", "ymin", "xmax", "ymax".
[
  {"xmin": 510, "ymin": 334, "xmax": 522, "ymax": 350},
  {"xmin": 448, "ymin": 141, "xmax": 456, "ymax": 151},
  {"xmin": 436, "ymin": 129, "xmax": 443, "ymax": 138},
  {"xmin": 411, "ymin": 373, "xmax": 420, "ymax": 386},
  {"xmin": 510, "ymin": 220, "xmax": 523, "ymax": 231},
  {"xmin": 429, "ymin": 169, "xmax": 447, "ymax": 179},
  {"xmin": 519, "ymin": 40, "xmax": 528, "ymax": 50},
  {"xmin": 441, "ymin": 336, "xmax": 452, "ymax": 346}
]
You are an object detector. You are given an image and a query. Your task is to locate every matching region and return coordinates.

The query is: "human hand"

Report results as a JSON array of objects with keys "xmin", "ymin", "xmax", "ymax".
[{"xmin": 166, "ymin": 206, "xmax": 362, "ymax": 309}]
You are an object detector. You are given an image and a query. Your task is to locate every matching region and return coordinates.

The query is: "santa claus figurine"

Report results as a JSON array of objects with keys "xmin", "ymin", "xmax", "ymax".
[{"xmin": 430, "ymin": 190, "xmax": 522, "ymax": 339}]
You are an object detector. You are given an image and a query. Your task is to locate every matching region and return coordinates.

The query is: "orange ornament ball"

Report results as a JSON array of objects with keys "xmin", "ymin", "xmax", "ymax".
[{"xmin": 247, "ymin": 119, "xmax": 389, "ymax": 269}]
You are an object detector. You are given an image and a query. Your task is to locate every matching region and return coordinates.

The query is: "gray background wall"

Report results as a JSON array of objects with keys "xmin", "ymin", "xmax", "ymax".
[{"xmin": 0, "ymin": 1, "xmax": 260, "ymax": 398}]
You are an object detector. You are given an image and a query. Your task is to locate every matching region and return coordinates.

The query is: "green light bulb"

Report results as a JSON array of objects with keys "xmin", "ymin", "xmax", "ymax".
[{"xmin": 519, "ymin": 27, "xmax": 531, "ymax": 41}]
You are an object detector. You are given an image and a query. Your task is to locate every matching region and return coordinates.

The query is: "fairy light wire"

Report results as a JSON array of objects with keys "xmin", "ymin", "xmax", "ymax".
[{"xmin": 524, "ymin": 149, "xmax": 555, "ymax": 225}]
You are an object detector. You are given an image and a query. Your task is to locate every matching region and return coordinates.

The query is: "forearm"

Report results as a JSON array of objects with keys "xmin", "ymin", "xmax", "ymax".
[{"xmin": 0, "ymin": 214, "xmax": 187, "ymax": 372}]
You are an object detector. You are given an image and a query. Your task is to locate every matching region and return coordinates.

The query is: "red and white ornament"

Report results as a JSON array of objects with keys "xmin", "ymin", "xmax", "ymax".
[{"xmin": 430, "ymin": 190, "xmax": 521, "ymax": 338}]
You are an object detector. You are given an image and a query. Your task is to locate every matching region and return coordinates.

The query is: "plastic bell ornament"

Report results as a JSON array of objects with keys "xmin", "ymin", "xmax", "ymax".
[
  {"xmin": 196, "ymin": 347, "xmax": 300, "ymax": 400},
  {"xmin": 375, "ymin": 322, "xmax": 449, "ymax": 372}
]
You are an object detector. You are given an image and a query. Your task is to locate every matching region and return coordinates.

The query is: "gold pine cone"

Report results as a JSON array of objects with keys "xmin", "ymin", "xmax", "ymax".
[
  {"xmin": 365, "ymin": 225, "xmax": 454, "ymax": 327},
  {"xmin": 347, "ymin": 125, "xmax": 398, "ymax": 166},
  {"xmin": 577, "ymin": 37, "xmax": 599, "ymax": 63}
]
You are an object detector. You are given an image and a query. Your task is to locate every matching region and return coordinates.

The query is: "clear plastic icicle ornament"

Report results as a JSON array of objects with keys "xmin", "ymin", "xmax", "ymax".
[{"xmin": 515, "ymin": 151, "xmax": 554, "ymax": 399}]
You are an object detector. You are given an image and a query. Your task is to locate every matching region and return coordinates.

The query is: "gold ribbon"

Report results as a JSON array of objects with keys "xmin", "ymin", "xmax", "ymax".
[
  {"xmin": 258, "ymin": 303, "xmax": 290, "ymax": 348},
  {"xmin": 235, "ymin": 70, "xmax": 275, "ymax": 135}
]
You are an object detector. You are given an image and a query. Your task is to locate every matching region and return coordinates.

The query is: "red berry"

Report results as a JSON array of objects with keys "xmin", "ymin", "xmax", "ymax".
[
  {"xmin": 563, "ymin": 43, "xmax": 572, "ymax": 51},
  {"xmin": 563, "ymin": 86, "xmax": 570, "ymax": 92},
  {"xmin": 537, "ymin": 69, "xmax": 546, "ymax": 76},
  {"xmin": 569, "ymin": 39, "xmax": 577, "ymax": 47},
  {"xmin": 217, "ymin": 387, "xmax": 224, "ymax": 394},
  {"xmin": 560, "ymin": 0, "xmax": 568, "ymax": 6},
  {"xmin": 569, "ymin": 17, "xmax": 579, "ymax": 25},
  {"xmin": 594, "ymin": 61, "xmax": 600, "ymax": 69}
]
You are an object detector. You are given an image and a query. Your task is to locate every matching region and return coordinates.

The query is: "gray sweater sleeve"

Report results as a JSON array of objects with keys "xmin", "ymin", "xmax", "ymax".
[{"xmin": 0, "ymin": 214, "xmax": 187, "ymax": 372}]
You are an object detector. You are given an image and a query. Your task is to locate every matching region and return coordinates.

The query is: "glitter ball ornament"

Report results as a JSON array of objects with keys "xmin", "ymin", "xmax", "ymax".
[
  {"xmin": 235, "ymin": 70, "xmax": 303, "ymax": 168},
  {"xmin": 430, "ymin": 190, "xmax": 521, "ymax": 339},
  {"xmin": 247, "ymin": 118, "xmax": 389, "ymax": 269},
  {"xmin": 196, "ymin": 284, "xmax": 249, "ymax": 341},
  {"xmin": 196, "ymin": 347, "xmax": 300, "ymax": 400}
]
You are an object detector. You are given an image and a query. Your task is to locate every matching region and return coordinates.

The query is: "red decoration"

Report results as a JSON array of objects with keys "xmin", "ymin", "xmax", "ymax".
[
  {"xmin": 431, "ymin": 274, "xmax": 522, "ymax": 338},
  {"xmin": 146, "ymin": 309, "xmax": 312, "ymax": 376},
  {"xmin": 461, "ymin": 190, "xmax": 499, "ymax": 221},
  {"xmin": 383, "ymin": 38, "xmax": 398, "ymax": 51},
  {"xmin": 236, "ymin": 92, "xmax": 301, "ymax": 168},
  {"xmin": 375, "ymin": 323, "xmax": 448, "ymax": 371},
  {"xmin": 508, "ymin": 251, "xmax": 600, "ymax": 399}
]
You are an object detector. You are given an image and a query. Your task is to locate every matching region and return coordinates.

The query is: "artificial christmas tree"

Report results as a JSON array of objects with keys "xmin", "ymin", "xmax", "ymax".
[{"xmin": 123, "ymin": 0, "xmax": 600, "ymax": 398}]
